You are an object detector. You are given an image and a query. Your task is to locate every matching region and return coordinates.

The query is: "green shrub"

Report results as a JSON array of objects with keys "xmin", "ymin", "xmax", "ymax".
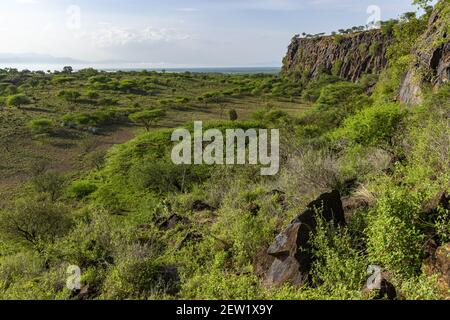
[
  {"xmin": 31, "ymin": 172, "xmax": 65, "ymax": 201},
  {"xmin": 332, "ymin": 103, "xmax": 406, "ymax": 147},
  {"xmin": 301, "ymin": 75, "xmax": 342, "ymax": 102},
  {"xmin": 7, "ymin": 94, "xmax": 30, "ymax": 107},
  {"xmin": 27, "ymin": 118, "xmax": 53, "ymax": 135},
  {"xmin": 69, "ymin": 180, "xmax": 98, "ymax": 199},
  {"xmin": 365, "ymin": 185, "xmax": 424, "ymax": 277},
  {"xmin": 58, "ymin": 89, "xmax": 81, "ymax": 103},
  {"xmin": 102, "ymin": 244, "xmax": 176, "ymax": 299},
  {"xmin": 310, "ymin": 215, "xmax": 367, "ymax": 297},
  {"xmin": 129, "ymin": 109, "xmax": 167, "ymax": 131},
  {"xmin": 0, "ymin": 199, "xmax": 72, "ymax": 251},
  {"xmin": 229, "ymin": 109, "xmax": 238, "ymax": 121},
  {"xmin": 86, "ymin": 90, "xmax": 100, "ymax": 100}
]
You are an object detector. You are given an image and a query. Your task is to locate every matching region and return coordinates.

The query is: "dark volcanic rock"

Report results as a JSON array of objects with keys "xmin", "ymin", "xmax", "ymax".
[
  {"xmin": 282, "ymin": 30, "xmax": 392, "ymax": 82},
  {"xmin": 192, "ymin": 200, "xmax": 213, "ymax": 212},
  {"xmin": 157, "ymin": 214, "xmax": 189, "ymax": 231},
  {"xmin": 265, "ymin": 190, "xmax": 346, "ymax": 287},
  {"xmin": 425, "ymin": 243, "xmax": 450, "ymax": 291},
  {"xmin": 399, "ymin": 1, "xmax": 450, "ymax": 104}
]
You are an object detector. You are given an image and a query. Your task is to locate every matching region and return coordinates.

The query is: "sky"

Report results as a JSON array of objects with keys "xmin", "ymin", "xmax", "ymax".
[{"xmin": 0, "ymin": 0, "xmax": 419, "ymax": 68}]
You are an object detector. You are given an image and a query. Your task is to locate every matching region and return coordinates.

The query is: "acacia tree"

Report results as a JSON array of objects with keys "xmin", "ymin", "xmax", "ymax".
[
  {"xmin": 412, "ymin": 0, "xmax": 432, "ymax": 10},
  {"xmin": 7, "ymin": 94, "xmax": 30, "ymax": 108},
  {"xmin": 129, "ymin": 109, "xmax": 167, "ymax": 131}
]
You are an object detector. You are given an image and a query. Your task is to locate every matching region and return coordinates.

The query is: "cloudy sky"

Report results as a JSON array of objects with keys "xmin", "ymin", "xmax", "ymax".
[{"xmin": 0, "ymin": 0, "xmax": 418, "ymax": 67}]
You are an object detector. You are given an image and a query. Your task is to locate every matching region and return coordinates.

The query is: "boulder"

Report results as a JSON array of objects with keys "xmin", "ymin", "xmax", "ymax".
[
  {"xmin": 425, "ymin": 243, "xmax": 450, "ymax": 290},
  {"xmin": 192, "ymin": 200, "xmax": 213, "ymax": 212},
  {"xmin": 265, "ymin": 190, "xmax": 346, "ymax": 287},
  {"xmin": 157, "ymin": 214, "xmax": 189, "ymax": 231},
  {"xmin": 87, "ymin": 127, "xmax": 100, "ymax": 135}
]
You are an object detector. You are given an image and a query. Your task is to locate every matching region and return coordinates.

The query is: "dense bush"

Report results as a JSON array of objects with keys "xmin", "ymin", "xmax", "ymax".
[
  {"xmin": 331, "ymin": 103, "xmax": 406, "ymax": 147},
  {"xmin": 7, "ymin": 94, "xmax": 30, "ymax": 107},
  {"xmin": 366, "ymin": 185, "xmax": 425, "ymax": 277},
  {"xmin": 27, "ymin": 118, "xmax": 53, "ymax": 135},
  {"xmin": 58, "ymin": 89, "xmax": 81, "ymax": 103},
  {"xmin": 0, "ymin": 199, "xmax": 72, "ymax": 252},
  {"xmin": 31, "ymin": 172, "xmax": 65, "ymax": 201},
  {"xmin": 68, "ymin": 180, "xmax": 98, "ymax": 199},
  {"xmin": 129, "ymin": 109, "xmax": 167, "ymax": 131}
]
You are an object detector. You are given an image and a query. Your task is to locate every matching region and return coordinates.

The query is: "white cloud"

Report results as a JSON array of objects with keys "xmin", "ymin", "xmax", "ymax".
[
  {"xmin": 90, "ymin": 25, "xmax": 191, "ymax": 48},
  {"xmin": 15, "ymin": 0, "xmax": 38, "ymax": 4},
  {"xmin": 176, "ymin": 8, "xmax": 199, "ymax": 12}
]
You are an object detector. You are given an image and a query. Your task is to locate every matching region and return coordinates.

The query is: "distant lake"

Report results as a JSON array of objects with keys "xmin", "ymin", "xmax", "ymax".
[{"xmin": 0, "ymin": 63, "xmax": 281, "ymax": 74}]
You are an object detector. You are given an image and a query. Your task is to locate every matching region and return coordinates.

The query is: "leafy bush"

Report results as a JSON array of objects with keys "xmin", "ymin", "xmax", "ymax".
[
  {"xmin": 68, "ymin": 180, "xmax": 98, "ymax": 199},
  {"xmin": 58, "ymin": 89, "xmax": 81, "ymax": 103},
  {"xmin": 365, "ymin": 185, "xmax": 424, "ymax": 277},
  {"xmin": 129, "ymin": 109, "xmax": 167, "ymax": 131},
  {"xmin": 229, "ymin": 109, "xmax": 238, "ymax": 121},
  {"xmin": 0, "ymin": 199, "xmax": 72, "ymax": 251},
  {"xmin": 27, "ymin": 118, "xmax": 53, "ymax": 135},
  {"xmin": 31, "ymin": 172, "xmax": 65, "ymax": 201},
  {"xmin": 102, "ymin": 243, "xmax": 177, "ymax": 299},
  {"xmin": 310, "ymin": 215, "xmax": 367, "ymax": 297},
  {"xmin": 7, "ymin": 94, "xmax": 30, "ymax": 107},
  {"xmin": 332, "ymin": 103, "xmax": 406, "ymax": 147},
  {"xmin": 301, "ymin": 75, "xmax": 342, "ymax": 102}
]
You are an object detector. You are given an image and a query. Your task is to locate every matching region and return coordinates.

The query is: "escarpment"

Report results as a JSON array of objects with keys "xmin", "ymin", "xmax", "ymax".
[
  {"xmin": 399, "ymin": 1, "xmax": 450, "ymax": 105},
  {"xmin": 282, "ymin": 30, "xmax": 392, "ymax": 82}
]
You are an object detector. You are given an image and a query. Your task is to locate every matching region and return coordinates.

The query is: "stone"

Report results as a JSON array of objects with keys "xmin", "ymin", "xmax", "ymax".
[
  {"xmin": 88, "ymin": 127, "xmax": 100, "ymax": 135},
  {"xmin": 157, "ymin": 214, "xmax": 189, "ymax": 231},
  {"xmin": 425, "ymin": 243, "xmax": 450, "ymax": 290},
  {"xmin": 264, "ymin": 190, "xmax": 346, "ymax": 287},
  {"xmin": 192, "ymin": 200, "xmax": 213, "ymax": 212}
]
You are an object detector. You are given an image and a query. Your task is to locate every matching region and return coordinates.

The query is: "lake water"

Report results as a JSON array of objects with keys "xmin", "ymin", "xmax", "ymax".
[{"xmin": 0, "ymin": 64, "xmax": 281, "ymax": 74}]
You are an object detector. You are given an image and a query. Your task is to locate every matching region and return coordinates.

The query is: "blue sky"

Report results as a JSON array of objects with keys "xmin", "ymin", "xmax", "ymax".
[{"xmin": 0, "ymin": 0, "xmax": 419, "ymax": 67}]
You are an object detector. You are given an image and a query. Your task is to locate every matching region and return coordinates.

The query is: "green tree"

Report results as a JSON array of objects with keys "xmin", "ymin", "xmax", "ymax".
[
  {"xmin": 0, "ymin": 199, "xmax": 72, "ymax": 252},
  {"xmin": 229, "ymin": 109, "xmax": 238, "ymax": 121},
  {"xmin": 31, "ymin": 172, "xmax": 65, "ymax": 202},
  {"xmin": 62, "ymin": 66, "xmax": 73, "ymax": 74},
  {"xmin": 58, "ymin": 89, "xmax": 81, "ymax": 103},
  {"xmin": 7, "ymin": 94, "xmax": 30, "ymax": 107},
  {"xmin": 129, "ymin": 109, "xmax": 167, "ymax": 131},
  {"xmin": 27, "ymin": 118, "xmax": 53, "ymax": 135}
]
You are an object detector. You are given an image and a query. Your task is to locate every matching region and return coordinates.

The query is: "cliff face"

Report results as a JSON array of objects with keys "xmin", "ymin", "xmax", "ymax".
[
  {"xmin": 282, "ymin": 30, "xmax": 392, "ymax": 82},
  {"xmin": 399, "ymin": 2, "xmax": 450, "ymax": 104}
]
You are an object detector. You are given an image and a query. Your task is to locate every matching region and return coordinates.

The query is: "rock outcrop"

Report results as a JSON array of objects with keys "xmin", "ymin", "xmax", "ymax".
[
  {"xmin": 399, "ymin": 1, "xmax": 450, "ymax": 104},
  {"xmin": 282, "ymin": 30, "xmax": 392, "ymax": 82},
  {"xmin": 264, "ymin": 190, "xmax": 346, "ymax": 287}
]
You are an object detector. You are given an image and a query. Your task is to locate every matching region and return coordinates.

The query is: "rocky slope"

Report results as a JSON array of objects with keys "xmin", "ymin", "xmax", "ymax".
[
  {"xmin": 399, "ymin": 1, "xmax": 450, "ymax": 104},
  {"xmin": 282, "ymin": 30, "xmax": 392, "ymax": 82}
]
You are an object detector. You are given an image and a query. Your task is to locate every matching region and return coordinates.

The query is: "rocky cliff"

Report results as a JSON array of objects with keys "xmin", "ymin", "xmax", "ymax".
[
  {"xmin": 282, "ymin": 30, "xmax": 392, "ymax": 82},
  {"xmin": 399, "ymin": 1, "xmax": 450, "ymax": 104}
]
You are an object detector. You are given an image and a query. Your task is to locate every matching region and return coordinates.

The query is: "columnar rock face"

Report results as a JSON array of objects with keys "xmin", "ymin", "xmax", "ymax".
[
  {"xmin": 399, "ymin": 1, "xmax": 449, "ymax": 105},
  {"xmin": 282, "ymin": 30, "xmax": 392, "ymax": 82}
]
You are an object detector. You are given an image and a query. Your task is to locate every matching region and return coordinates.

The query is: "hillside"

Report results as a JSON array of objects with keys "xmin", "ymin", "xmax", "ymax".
[{"xmin": 0, "ymin": 0, "xmax": 449, "ymax": 300}]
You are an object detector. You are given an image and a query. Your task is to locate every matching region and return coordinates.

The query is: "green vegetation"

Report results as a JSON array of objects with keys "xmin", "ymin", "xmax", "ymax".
[
  {"xmin": 0, "ymin": 1, "xmax": 449, "ymax": 301},
  {"xmin": 129, "ymin": 109, "xmax": 167, "ymax": 131}
]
